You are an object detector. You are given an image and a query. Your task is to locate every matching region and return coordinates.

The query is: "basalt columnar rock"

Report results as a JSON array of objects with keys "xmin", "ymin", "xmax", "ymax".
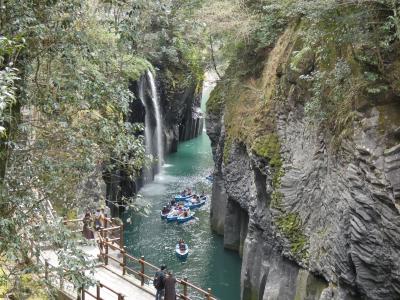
[{"xmin": 206, "ymin": 11, "xmax": 400, "ymax": 300}]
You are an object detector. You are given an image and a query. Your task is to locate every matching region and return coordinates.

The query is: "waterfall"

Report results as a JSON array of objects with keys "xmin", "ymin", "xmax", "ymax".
[
  {"xmin": 201, "ymin": 71, "xmax": 218, "ymax": 130},
  {"xmin": 146, "ymin": 70, "xmax": 164, "ymax": 170},
  {"xmin": 139, "ymin": 79, "xmax": 153, "ymax": 158}
]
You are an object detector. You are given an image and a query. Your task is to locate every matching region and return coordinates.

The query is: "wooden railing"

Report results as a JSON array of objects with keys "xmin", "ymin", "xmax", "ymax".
[
  {"xmin": 80, "ymin": 281, "xmax": 125, "ymax": 300},
  {"xmin": 63, "ymin": 217, "xmax": 216, "ymax": 299},
  {"xmin": 43, "ymin": 258, "xmax": 126, "ymax": 300},
  {"xmin": 97, "ymin": 234, "xmax": 216, "ymax": 300},
  {"xmin": 64, "ymin": 217, "xmax": 123, "ymax": 245}
]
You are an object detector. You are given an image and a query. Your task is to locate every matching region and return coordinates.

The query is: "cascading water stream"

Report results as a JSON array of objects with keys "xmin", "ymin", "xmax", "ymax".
[
  {"xmin": 139, "ymin": 79, "xmax": 153, "ymax": 158},
  {"xmin": 146, "ymin": 70, "xmax": 164, "ymax": 170}
]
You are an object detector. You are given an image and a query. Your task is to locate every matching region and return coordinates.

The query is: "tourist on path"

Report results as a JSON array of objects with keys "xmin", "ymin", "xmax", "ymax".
[
  {"xmin": 164, "ymin": 271, "xmax": 177, "ymax": 300},
  {"xmin": 154, "ymin": 265, "xmax": 166, "ymax": 300},
  {"xmin": 82, "ymin": 212, "xmax": 94, "ymax": 240}
]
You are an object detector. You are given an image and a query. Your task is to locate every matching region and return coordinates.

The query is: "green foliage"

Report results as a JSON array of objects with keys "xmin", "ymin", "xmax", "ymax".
[
  {"xmin": 14, "ymin": 274, "xmax": 49, "ymax": 300},
  {"xmin": 252, "ymin": 134, "xmax": 282, "ymax": 169},
  {"xmin": 117, "ymin": 0, "xmax": 207, "ymax": 86},
  {"xmin": 223, "ymin": 137, "xmax": 232, "ymax": 164},
  {"xmin": 206, "ymin": 82, "xmax": 226, "ymax": 115},
  {"xmin": 121, "ymin": 55, "xmax": 153, "ymax": 81},
  {"xmin": 0, "ymin": 267, "xmax": 8, "ymax": 297},
  {"xmin": 276, "ymin": 213, "xmax": 308, "ymax": 259},
  {"xmin": 0, "ymin": 0, "xmax": 155, "ymax": 295}
]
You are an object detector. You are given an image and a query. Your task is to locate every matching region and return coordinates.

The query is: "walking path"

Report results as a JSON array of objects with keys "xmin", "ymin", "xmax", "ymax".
[
  {"xmin": 41, "ymin": 218, "xmax": 216, "ymax": 300},
  {"xmin": 41, "ymin": 244, "xmax": 155, "ymax": 300}
]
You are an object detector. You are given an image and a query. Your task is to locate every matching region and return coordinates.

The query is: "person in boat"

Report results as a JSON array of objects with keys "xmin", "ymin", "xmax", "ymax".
[
  {"xmin": 190, "ymin": 195, "xmax": 200, "ymax": 204},
  {"xmin": 164, "ymin": 271, "xmax": 177, "ymax": 300},
  {"xmin": 200, "ymin": 191, "xmax": 205, "ymax": 197},
  {"xmin": 183, "ymin": 208, "xmax": 190, "ymax": 217},
  {"xmin": 178, "ymin": 239, "xmax": 186, "ymax": 251},
  {"xmin": 187, "ymin": 188, "xmax": 192, "ymax": 195},
  {"xmin": 171, "ymin": 207, "xmax": 180, "ymax": 216},
  {"xmin": 162, "ymin": 206, "xmax": 169, "ymax": 214},
  {"xmin": 181, "ymin": 189, "xmax": 187, "ymax": 196},
  {"xmin": 170, "ymin": 199, "xmax": 176, "ymax": 206}
]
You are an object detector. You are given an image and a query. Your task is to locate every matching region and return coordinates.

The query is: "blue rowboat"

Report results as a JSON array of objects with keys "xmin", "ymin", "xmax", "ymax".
[
  {"xmin": 184, "ymin": 196, "xmax": 207, "ymax": 209},
  {"xmin": 175, "ymin": 243, "xmax": 189, "ymax": 259},
  {"xmin": 174, "ymin": 194, "xmax": 192, "ymax": 201},
  {"xmin": 167, "ymin": 213, "xmax": 179, "ymax": 222},
  {"xmin": 177, "ymin": 212, "xmax": 195, "ymax": 224}
]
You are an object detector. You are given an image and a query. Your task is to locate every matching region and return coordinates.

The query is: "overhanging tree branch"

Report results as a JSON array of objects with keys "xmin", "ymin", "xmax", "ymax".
[{"xmin": 209, "ymin": 35, "xmax": 222, "ymax": 80}]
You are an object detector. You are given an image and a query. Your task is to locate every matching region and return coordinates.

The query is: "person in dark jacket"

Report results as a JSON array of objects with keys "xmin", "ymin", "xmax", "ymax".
[
  {"xmin": 82, "ymin": 212, "xmax": 94, "ymax": 239},
  {"xmin": 154, "ymin": 265, "xmax": 166, "ymax": 300},
  {"xmin": 164, "ymin": 271, "xmax": 176, "ymax": 300}
]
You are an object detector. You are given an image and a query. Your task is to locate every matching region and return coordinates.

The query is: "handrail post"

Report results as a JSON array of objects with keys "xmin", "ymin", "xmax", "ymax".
[
  {"xmin": 119, "ymin": 224, "xmax": 124, "ymax": 248},
  {"xmin": 59, "ymin": 272, "xmax": 64, "ymax": 290},
  {"xmin": 121, "ymin": 247, "xmax": 126, "ymax": 275},
  {"xmin": 206, "ymin": 288, "xmax": 212, "ymax": 300},
  {"xmin": 96, "ymin": 282, "xmax": 101, "ymax": 299},
  {"xmin": 118, "ymin": 294, "xmax": 125, "ymax": 300},
  {"xmin": 44, "ymin": 260, "xmax": 49, "ymax": 281},
  {"xmin": 140, "ymin": 256, "xmax": 145, "ymax": 286},
  {"xmin": 105, "ymin": 238, "xmax": 109, "ymax": 265},
  {"xmin": 183, "ymin": 277, "xmax": 188, "ymax": 299},
  {"xmin": 35, "ymin": 250, "xmax": 40, "ymax": 265},
  {"xmin": 81, "ymin": 286, "xmax": 85, "ymax": 300}
]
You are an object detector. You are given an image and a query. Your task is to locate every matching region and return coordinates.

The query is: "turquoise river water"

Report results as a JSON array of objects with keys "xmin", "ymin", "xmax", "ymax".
[{"xmin": 122, "ymin": 132, "xmax": 242, "ymax": 300}]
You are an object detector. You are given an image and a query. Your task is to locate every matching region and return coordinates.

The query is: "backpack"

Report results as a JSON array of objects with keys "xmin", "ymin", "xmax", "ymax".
[{"xmin": 153, "ymin": 271, "xmax": 165, "ymax": 290}]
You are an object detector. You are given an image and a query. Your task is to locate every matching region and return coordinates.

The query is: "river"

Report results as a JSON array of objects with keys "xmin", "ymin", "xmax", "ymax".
[{"xmin": 122, "ymin": 74, "xmax": 242, "ymax": 299}]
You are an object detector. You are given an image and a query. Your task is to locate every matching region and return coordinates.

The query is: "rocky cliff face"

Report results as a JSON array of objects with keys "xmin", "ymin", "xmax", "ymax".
[{"xmin": 206, "ymin": 15, "xmax": 400, "ymax": 300}]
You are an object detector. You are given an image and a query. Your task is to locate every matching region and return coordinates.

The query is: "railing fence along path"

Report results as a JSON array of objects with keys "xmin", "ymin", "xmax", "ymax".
[{"xmin": 64, "ymin": 217, "xmax": 216, "ymax": 300}]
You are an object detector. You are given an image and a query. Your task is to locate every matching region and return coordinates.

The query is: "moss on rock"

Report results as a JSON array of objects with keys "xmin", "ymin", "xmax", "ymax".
[
  {"xmin": 276, "ymin": 213, "xmax": 308, "ymax": 260},
  {"xmin": 206, "ymin": 82, "xmax": 226, "ymax": 116},
  {"xmin": 252, "ymin": 134, "xmax": 282, "ymax": 169}
]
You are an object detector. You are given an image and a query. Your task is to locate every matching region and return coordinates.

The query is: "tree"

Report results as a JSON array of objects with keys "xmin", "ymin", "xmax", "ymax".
[{"xmin": 0, "ymin": 0, "xmax": 150, "ymax": 296}]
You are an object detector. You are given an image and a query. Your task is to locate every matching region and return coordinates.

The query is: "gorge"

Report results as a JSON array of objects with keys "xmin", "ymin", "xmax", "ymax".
[{"xmin": 2, "ymin": 1, "xmax": 400, "ymax": 300}]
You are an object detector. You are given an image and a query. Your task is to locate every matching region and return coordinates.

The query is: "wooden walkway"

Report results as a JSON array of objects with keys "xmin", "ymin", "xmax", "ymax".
[
  {"xmin": 41, "ymin": 244, "xmax": 155, "ymax": 300},
  {"xmin": 40, "ymin": 218, "xmax": 216, "ymax": 300},
  {"xmin": 89, "ymin": 265, "xmax": 154, "ymax": 300}
]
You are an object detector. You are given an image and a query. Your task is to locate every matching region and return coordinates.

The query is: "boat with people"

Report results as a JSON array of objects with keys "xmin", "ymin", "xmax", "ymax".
[
  {"xmin": 176, "ymin": 240, "xmax": 189, "ymax": 259},
  {"xmin": 185, "ymin": 196, "xmax": 207, "ymax": 209},
  {"xmin": 174, "ymin": 188, "xmax": 195, "ymax": 201},
  {"xmin": 177, "ymin": 209, "xmax": 195, "ymax": 224},
  {"xmin": 160, "ymin": 206, "xmax": 172, "ymax": 219},
  {"xmin": 174, "ymin": 194, "xmax": 192, "ymax": 201},
  {"xmin": 166, "ymin": 211, "xmax": 180, "ymax": 222}
]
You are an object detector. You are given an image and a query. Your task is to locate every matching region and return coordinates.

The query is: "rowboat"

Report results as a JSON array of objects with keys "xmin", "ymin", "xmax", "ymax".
[
  {"xmin": 175, "ymin": 243, "xmax": 189, "ymax": 259},
  {"xmin": 177, "ymin": 212, "xmax": 195, "ymax": 224},
  {"xmin": 174, "ymin": 194, "xmax": 192, "ymax": 201},
  {"xmin": 167, "ymin": 214, "xmax": 179, "ymax": 222},
  {"xmin": 185, "ymin": 196, "xmax": 207, "ymax": 209}
]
